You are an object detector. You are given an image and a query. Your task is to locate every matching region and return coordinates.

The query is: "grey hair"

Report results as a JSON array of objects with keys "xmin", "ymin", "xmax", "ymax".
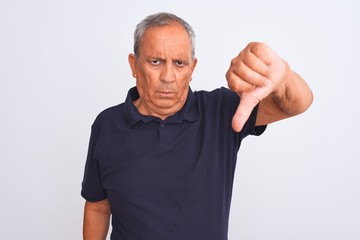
[{"xmin": 133, "ymin": 12, "xmax": 196, "ymax": 59}]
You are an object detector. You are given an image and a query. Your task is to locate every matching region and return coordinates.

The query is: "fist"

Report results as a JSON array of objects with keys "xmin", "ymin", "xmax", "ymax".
[{"xmin": 226, "ymin": 42, "xmax": 287, "ymax": 132}]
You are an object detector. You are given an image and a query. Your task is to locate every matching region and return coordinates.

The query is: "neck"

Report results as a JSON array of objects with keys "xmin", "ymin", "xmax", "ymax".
[{"xmin": 133, "ymin": 98, "xmax": 184, "ymax": 120}]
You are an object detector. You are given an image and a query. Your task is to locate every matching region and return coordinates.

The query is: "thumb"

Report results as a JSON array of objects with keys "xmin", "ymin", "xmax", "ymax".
[
  {"xmin": 232, "ymin": 80, "xmax": 273, "ymax": 132},
  {"xmin": 232, "ymin": 93, "xmax": 259, "ymax": 132}
]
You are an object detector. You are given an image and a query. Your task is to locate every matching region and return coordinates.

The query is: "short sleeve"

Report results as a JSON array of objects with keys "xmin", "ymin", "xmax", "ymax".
[
  {"xmin": 218, "ymin": 87, "xmax": 266, "ymax": 139},
  {"xmin": 240, "ymin": 104, "xmax": 267, "ymax": 138},
  {"xmin": 81, "ymin": 122, "xmax": 107, "ymax": 202}
]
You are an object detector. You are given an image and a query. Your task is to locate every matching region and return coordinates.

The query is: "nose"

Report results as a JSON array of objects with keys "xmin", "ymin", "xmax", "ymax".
[{"xmin": 160, "ymin": 62, "xmax": 175, "ymax": 83}]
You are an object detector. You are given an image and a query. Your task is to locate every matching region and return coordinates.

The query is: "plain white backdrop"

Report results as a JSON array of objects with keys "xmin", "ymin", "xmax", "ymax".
[{"xmin": 1, "ymin": 0, "xmax": 359, "ymax": 239}]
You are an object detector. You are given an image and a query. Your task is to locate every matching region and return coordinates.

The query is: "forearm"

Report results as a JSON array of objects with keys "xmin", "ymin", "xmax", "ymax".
[
  {"xmin": 83, "ymin": 200, "xmax": 111, "ymax": 240},
  {"xmin": 257, "ymin": 64, "xmax": 313, "ymax": 126},
  {"xmin": 271, "ymin": 66, "xmax": 313, "ymax": 116}
]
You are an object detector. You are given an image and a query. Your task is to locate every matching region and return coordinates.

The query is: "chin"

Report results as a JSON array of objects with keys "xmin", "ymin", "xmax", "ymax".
[{"xmin": 155, "ymin": 99, "xmax": 182, "ymax": 109}]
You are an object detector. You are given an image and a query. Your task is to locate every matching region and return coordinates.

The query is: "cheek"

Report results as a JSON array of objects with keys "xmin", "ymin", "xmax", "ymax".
[
  {"xmin": 136, "ymin": 77, "xmax": 148, "ymax": 97},
  {"xmin": 178, "ymin": 74, "xmax": 192, "ymax": 88},
  {"xmin": 136, "ymin": 75, "xmax": 157, "ymax": 97},
  {"xmin": 175, "ymin": 76, "xmax": 191, "ymax": 97}
]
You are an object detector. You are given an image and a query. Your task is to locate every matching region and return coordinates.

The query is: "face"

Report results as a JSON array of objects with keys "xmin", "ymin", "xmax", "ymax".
[{"xmin": 128, "ymin": 23, "xmax": 197, "ymax": 120}]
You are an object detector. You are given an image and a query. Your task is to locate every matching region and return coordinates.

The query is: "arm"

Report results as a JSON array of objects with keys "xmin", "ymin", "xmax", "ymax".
[
  {"xmin": 226, "ymin": 42, "xmax": 313, "ymax": 131},
  {"xmin": 83, "ymin": 199, "xmax": 111, "ymax": 240},
  {"xmin": 256, "ymin": 67, "xmax": 313, "ymax": 126}
]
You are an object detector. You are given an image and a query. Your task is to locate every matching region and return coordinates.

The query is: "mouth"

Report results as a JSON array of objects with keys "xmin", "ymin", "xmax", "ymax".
[{"xmin": 156, "ymin": 91, "xmax": 176, "ymax": 98}]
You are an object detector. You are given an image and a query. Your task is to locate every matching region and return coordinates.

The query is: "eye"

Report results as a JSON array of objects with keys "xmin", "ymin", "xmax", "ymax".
[
  {"xmin": 175, "ymin": 60, "xmax": 186, "ymax": 67},
  {"xmin": 149, "ymin": 59, "xmax": 161, "ymax": 65}
]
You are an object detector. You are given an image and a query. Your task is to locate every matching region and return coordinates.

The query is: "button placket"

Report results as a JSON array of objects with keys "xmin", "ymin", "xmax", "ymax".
[{"xmin": 158, "ymin": 121, "xmax": 170, "ymax": 146}]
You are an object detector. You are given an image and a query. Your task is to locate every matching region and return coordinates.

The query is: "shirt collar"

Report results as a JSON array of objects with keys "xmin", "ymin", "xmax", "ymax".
[{"xmin": 124, "ymin": 86, "xmax": 199, "ymax": 128}]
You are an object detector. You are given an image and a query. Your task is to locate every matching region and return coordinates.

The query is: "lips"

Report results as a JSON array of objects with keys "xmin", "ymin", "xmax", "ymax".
[{"xmin": 156, "ymin": 91, "xmax": 176, "ymax": 98}]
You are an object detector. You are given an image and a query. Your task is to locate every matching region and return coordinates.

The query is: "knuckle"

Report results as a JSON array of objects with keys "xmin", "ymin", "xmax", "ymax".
[
  {"xmin": 247, "ymin": 42, "xmax": 256, "ymax": 48},
  {"xmin": 225, "ymin": 70, "xmax": 232, "ymax": 80},
  {"xmin": 251, "ymin": 58, "xmax": 260, "ymax": 67},
  {"xmin": 230, "ymin": 56, "xmax": 241, "ymax": 66},
  {"xmin": 251, "ymin": 42, "xmax": 267, "ymax": 53},
  {"xmin": 227, "ymin": 79, "xmax": 237, "ymax": 91},
  {"xmin": 227, "ymin": 78, "xmax": 241, "ymax": 92},
  {"xmin": 241, "ymin": 68, "xmax": 252, "ymax": 80}
]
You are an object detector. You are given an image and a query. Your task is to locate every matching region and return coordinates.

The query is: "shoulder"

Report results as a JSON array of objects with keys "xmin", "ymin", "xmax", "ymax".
[
  {"xmin": 194, "ymin": 87, "xmax": 239, "ymax": 110},
  {"xmin": 91, "ymin": 103, "xmax": 125, "ymax": 129},
  {"xmin": 195, "ymin": 87, "xmax": 238, "ymax": 101}
]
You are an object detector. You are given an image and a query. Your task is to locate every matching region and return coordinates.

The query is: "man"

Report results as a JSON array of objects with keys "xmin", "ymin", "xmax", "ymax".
[{"xmin": 81, "ymin": 12, "xmax": 313, "ymax": 240}]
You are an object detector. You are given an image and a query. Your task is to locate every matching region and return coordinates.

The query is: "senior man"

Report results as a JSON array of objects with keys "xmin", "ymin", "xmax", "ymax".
[{"xmin": 81, "ymin": 12, "xmax": 313, "ymax": 240}]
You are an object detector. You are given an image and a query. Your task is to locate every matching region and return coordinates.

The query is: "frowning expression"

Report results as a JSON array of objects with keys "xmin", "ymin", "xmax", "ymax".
[{"xmin": 128, "ymin": 23, "xmax": 197, "ymax": 120}]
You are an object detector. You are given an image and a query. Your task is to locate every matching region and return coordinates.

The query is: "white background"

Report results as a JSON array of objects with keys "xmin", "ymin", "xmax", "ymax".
[{"xmin": 1, "ymin": 0, "xmax": 359, "ymax": 239}]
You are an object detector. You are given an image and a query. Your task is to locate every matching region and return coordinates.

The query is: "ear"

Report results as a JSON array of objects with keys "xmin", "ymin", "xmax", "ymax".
[
  {"xmin": 190, "ymin": 58, "xmax": 198, "ymax": 75},
  {"xmin": 128, "ymin": 53, "xmax": 137, "ymax": 78}
]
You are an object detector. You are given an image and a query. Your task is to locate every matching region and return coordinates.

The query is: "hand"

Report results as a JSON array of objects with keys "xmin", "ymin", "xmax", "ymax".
[{"xmin": 226, "ymin": 42, "xmax": 287, "ymax": 132}]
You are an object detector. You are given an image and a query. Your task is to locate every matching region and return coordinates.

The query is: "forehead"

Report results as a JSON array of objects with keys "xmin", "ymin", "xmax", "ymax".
[{"xmin": 139, "ymin": 23, "xmax": 192, "ymax": 57}]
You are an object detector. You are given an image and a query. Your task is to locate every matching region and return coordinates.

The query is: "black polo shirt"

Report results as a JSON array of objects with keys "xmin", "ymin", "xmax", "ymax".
[{"xmin": 81, "ymin": 86, "xmax": 266, "ymax": 240}]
